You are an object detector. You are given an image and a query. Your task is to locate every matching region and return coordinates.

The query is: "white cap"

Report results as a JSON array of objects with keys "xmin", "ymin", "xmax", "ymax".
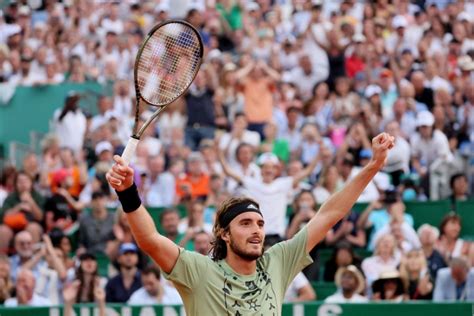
[
  {"xmin": 458, "ymin": 55, "xmax": 474, "ymax": 71},
  {"xmin": 365, "ymin": 84, "xmax": 382, "ymax": 98},
  {"xmin": 246, "ymin": 2, "xmax": 260, "ymax": 11},
  {"xmin": 416, "ymin": 111, "xmax": 434, "ymax": 127},
  {"xmin": 257, "ymin": 152, "xmax": 279, "ymax": 166},
  {"xmin": 353, "ymin": 33, "xmax": 366, "ymax": 43},
  {"xmin": 155, "ymin": 3, "xmax": 169, "ymax": 13},
  {"xmin": 95, "ymin": 141, "xmax": 113, "ymax": 155},
  {"xmin": 457, "ymin": 12, "xmax": 472, "ymax": 23},
  {"xmin": 207, "ymin": 49, "xmax": 222, "ymax": 61},
  {"xmin": 392, "ymin": 15, "xmax": 408, "ymax": 29},
  {"xmin": 18, "ymin": 5, "xmax": 31, "ymax": 16}
]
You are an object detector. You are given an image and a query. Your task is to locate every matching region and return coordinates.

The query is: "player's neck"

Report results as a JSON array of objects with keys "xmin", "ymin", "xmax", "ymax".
[{"xmin": 225, "ymin": 253, "xmax": 257, "ymax": 275}]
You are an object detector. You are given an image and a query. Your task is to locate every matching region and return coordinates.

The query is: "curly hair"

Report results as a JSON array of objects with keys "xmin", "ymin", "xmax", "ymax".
[{"xmin": 210, "ymin": 196, "xmax": 259, "ymax": 261}]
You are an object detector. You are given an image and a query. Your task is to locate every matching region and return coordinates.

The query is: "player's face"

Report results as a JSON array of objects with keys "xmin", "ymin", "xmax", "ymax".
[{"xmin": 226, "ymin": 212, "xmax": 265, "ymax": 261}]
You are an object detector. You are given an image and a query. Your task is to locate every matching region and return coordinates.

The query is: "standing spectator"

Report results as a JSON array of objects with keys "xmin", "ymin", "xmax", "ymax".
[
  {"xmin": 433, "ymin": 257, "xmax": 474, "ymax": 301},
  {"xmin": 4, "ymin": 269, "xmax": 51, "ymax": 307},
  {"xmin": 383, "ymin": 120, "xmax": 411, "ymax": 186},
  {"xmin": 105, "ymin": 243, "xmax": 142, "ymax": 303},
  {"xmin": 78, "ymin": 191, "xmax": 115, "ymax": 255},
  {"xmin": 325, "ymin": 265, "xmax": 368, "ymax": 303},
  {"xmin": 52, "ymin": 92, "xmax": 87, "ymax": 155},
  {"xmin": 410, "ymin": 71, "xmax": 435, "ymax": 111},
  {"xmin": 143, "ymin": 155, "xmax": 175, "ymax": 208},
  {"xmin": 176, "ymin": 152, "xmax": 210, "ymax": 201}
]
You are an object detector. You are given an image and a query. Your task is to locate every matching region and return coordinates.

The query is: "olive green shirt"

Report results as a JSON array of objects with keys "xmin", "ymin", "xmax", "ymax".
[{"xmin": 163, "ymin": 227, "xmax": 312, "ymax": 315}]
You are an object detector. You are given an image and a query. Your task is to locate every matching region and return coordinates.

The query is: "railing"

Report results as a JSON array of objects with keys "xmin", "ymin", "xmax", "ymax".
[{"xmin": 0, "ymin": 302, "xmax": 472, "ymax": 316}]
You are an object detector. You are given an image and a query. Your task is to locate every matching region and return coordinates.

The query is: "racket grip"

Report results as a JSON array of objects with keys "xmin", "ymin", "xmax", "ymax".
[{"xmin": 122, "ymin": 137, "xmax": 139, "ymax": 166}]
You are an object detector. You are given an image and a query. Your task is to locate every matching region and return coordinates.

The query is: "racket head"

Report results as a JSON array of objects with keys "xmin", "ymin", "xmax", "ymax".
[{"xmin": 134, "ymin": 20, "xmax": 204, "ymax": 107}]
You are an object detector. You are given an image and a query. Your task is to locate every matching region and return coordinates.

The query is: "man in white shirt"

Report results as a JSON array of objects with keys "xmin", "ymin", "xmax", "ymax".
[
  {"xmin": 219, "ymin": 150, "xmax": 321, "ymax": 239},
  {"xmin": 52, "ymin": 91, "xmax": 87, "ymax": 155},
  {"xmin": 325, "ymin": 265, "xmax": 368, "ymax": 303},
  {"xmin": 143, "ymin": 155, "xmax": 175, "ymax": 208},
  {"xmin": 284, "ymin": 272, "xmax": 316, "ymax": 302},
  {"xmin": 4, "ymin": 269, "xmax": 51, "ymax": 307}
]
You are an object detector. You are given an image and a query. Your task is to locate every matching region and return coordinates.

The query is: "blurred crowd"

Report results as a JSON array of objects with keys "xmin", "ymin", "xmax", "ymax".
[{"xmin": 1, "ymin": 0, "xmax": 474, "ymax": 309}]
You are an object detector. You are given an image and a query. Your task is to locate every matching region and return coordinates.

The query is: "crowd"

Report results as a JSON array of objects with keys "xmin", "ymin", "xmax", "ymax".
[{"xmin": 0, "ymin": 0, "xmax": 474, "ymax": 309}]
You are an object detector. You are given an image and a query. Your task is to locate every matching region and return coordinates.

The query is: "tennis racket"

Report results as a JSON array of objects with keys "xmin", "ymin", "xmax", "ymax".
[{"xmin": 121, "ymin": 20, "xmax": 204, "ymax": 165}]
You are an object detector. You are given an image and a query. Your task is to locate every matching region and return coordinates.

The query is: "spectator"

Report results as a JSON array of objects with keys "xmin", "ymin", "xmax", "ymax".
[
  {"xmin": 382, "ymin": 120, "xmax": 411, "ymax": 186},
  {"xmin": 224, "ymin": 142, "xmax": 261, "ymax": 195},
  {"xmin": 449, "ymin": 173, "xmax": 470, "ymax": 207},
  {"xmin": 105, "ymin": 243, "xmax": 142, "ymax": 303},
  {"xmin": 371, "ymin": 270, "xmax": 406, "ymax": 302},
  {"xmin": 193, "ymin": 230, "xmax": 212, "ymax": 256},
  {"xmin": 435, "ymin": 213, "xmax": 471, "ymax": 263},
  {"xmin": 128, "ymin": 266, "xmax": 164, "ymax": 305},
  {"xmin": 1, "ymin": 171, "xmax": 44, "ymax": 246},
  {"xmin": 323, "ymin": 241, "xmax": 362, "ymax": 283},
  {"xmin": 159, "ymin": 209, "xmax": 187, "ymax": 246},
  {"xmin": 312, "ymin": 165, "xmax": 343, "ymax": 204},
  {"xmin": 339, "ymin": 153, "xmax": 379, "ymax": 203},
  {"xmin": 283, "ymin": 271, "xmax": 316, "ymax": 303},
  {"xmin": 143, "ymin": 155, "xmax": 175, "ymax": 208},
  {"xmin": 433, "ymin": 257, "xmax": 474, "ymax": 301},
  {"xmin": 261, "ymin": 121, "xmax": 290, "ymax": 163},
  {"xmin": 176, "ymin": 152, "xmax": 210, "ymax": 201},
  {"xmin": 178, "ymin": 200, "xmax": 213, "ymax": 248},
  {"xmin": 0, "ymin": 254, "xmax": 13, "ymax": 304},
  {"xmin": 362, "ymin": 234, "xmax": 400, "ymax": 287},
  {"xmin": 417, "ymin": 224, "xmax": 447, "ymax": 282},
  {"xmin": 399, "ymin": 249, "xmax": 434, "ymax": 300},
  {"xmin": 325, "ymin": 207, "xmax": 366, "ymax": 249},
  {"xmin": 52, "ymin": 92, "xmax": 87, "ymax": 155},
  {"xmin": 4, "ymin": 269, "xmax": 50, "ymax": 307},
  {"xmin": 78, "ymin": 191, "xmax": 115, "ymax": 255},
  {"xmin": 63, "ymin": 278, "xmax": 105, "ymax": 316},
  {"xmin": 372, "ymin": 217, "xmax": 421, "ymax": 254},
  {"xmin": 325, "ymin": 265, "xmax": 368, "ymax": 303},
  {"xmin": 10, "ymin": 230, "xmax": 46, "ymax": 282}
]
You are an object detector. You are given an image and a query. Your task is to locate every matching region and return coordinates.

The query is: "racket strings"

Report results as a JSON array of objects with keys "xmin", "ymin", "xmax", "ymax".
[{"xmin": 136, "ymin": 23, "xmax": 201, "ymax": 106}]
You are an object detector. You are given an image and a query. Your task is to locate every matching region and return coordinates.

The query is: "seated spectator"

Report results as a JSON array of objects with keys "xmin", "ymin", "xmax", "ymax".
[
  {"xmin": 193, "ymin": 230, "xmax": 212, "ymax": 256},
  {"xmin": 0, "ymin": 254, "xmax": 13, "ymax": 304},
  {"xmin": 68, "ymin": 252, "xmax": 104, "ymax": 303},
  {"xmin": 312, "ymin": 165, "xmax": 343, "ymax": 204},
  {"xmin": 362, "ymin": 234, "xmax": 400, "ymax": 287},
  {"xmin": 325, "ymin": 265, "xmax": 368, "ymax": 303},
  {"xmin": 371, "ymin": 270, "xmax": 406, "ymax": 302},
  {"xmin": 284, "ymin": 271, "xmax": 316, "ymax": 303},
  {"xmin": 106, "ymin": 209, "xmax": 135, "ymax": 262},
  {"xmin": 176, "ymin": 152, "xmax": 210, "ymax": 201},
  {"xmin": 10, "ymin": 230, "xmax": 46, "ymax": 282},
  {"xmin": 433, "ymin": 257, "xmax": 474, "ymax": 301},
  {"xmin": 286, "ymin": 190, "xmax": 320, "ymax": 281},
  {"xmin": 78, "ymin": 191, "xmax": 115, "ymax": 255},
  {"xmin": 49, "ymin": 228, "xmax": 75, "ymax": 271},
  {"xmin": 324, "ymin": 242, "xmax": 362, "ymax": 282},
  {"xmin": 417, "ymin": 224, "xmax": 447, "ymax": 281},
  {"xmin": 105, "ymin": 243, "xmax": 142, "ymax": 303},
  {"xmin": 372, "ymin": 217, "xmax": 421, "ymax": 254},
  {"xmin": 357, "ymin": 191, "xmax": 414, "ymax": 250},
  {"xmin": 4, "ymin": 269, "xmax": 51, "ymax": 307},
  {"xmin": 435, "ymin": 213, "xmax": 471, "ymax": 263},
  {"xmin": 449, "ymin": 173, "xmax": 470, "ymax": 207},
  {"xmin": 399, "ymin": 249, "xmax": 433, "ymax": 300},
  {"xmin": 1, "ymin": 171, "xmax": 45, "ymax": 249},
  {"xmin": 325, "ymin": 209, "xmax": 366, "ymax": 249},
  {"xmin": 63, "ymin": 278, "xmax": 105, "ymax": 316},
  {"xmin": 128, "ymin": 266, "xmax": 164, "ymax": 305}
]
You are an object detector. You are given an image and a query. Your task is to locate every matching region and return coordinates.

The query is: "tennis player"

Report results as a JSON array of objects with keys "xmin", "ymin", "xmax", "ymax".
[{"xmin": 106, "ymin": 133, "xmax": 394, "ymax": 315}]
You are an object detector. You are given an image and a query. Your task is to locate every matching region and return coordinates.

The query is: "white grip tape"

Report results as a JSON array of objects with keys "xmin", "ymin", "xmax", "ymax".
[{"xmin": 122, "ymin": 137, "xmax": 139, "ymax": 165}]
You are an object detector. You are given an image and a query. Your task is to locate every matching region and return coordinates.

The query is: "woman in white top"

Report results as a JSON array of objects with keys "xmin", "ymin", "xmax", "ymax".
[{"xmin": 313, "ymin": 164, "xmax": 344, "ymax": 204}]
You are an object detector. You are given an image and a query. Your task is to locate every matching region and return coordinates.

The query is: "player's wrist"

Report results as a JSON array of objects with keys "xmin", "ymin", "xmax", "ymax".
[{"xmin": 116, "ymin": 183, "xmax": 141, "ymax": 213}]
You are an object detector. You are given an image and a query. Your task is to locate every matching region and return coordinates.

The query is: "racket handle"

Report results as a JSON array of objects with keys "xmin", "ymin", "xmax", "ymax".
[{"xmin": 122, "ymin": 137, "xmax": 139, "ymax": 166}]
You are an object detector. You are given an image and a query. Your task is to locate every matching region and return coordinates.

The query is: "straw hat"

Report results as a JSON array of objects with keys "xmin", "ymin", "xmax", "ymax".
[{"xmin": 335, "ymin": 265, "xmax": 366, "ymax": 294}]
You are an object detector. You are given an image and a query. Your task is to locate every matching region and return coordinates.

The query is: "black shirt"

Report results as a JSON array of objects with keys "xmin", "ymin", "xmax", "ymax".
[
  {"xmin": 105, "ymin": 271, "xmax": 142, "ymax": 303},
  {"xmin": 427, "ymin": 249, "xmax": 447, "ymax": 282},
  {"xmin": 45, "ymin": 193, "xmax": 78, "ymax": 221},
  {"xmin": 415, "ymin": 87, "xmax": 435, "ymax": 111}
]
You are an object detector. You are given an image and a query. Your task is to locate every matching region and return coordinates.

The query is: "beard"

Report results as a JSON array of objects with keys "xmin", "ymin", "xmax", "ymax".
[{"xmin": 229, "ymin": 237, "xmax": 263, "ymax": 261}]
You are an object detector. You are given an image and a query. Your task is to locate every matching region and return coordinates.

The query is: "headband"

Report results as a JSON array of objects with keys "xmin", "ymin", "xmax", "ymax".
[{"xmin": 218, "ymin": 201, "xmax": 262, "ymax": 228}]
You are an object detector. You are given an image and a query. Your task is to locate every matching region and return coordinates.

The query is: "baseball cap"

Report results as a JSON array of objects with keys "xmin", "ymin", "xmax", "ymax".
[
  {"xmin": 392, "ymin": 15, "xmax": 408, "ymax": 29},
  {"xmin": 416, "ymin": 111, "xmax": 434, "ymax": 127},
  {"xmin": 95, "ymin": 141, "xmax": 113, "ymax": 156},
  {"xmin": 365, "ymin": 84, "xmax": 382, "ymax": 99},
  {"xmin": 119, "ymin": 243, "xmax": 138, "ymax": 255}
]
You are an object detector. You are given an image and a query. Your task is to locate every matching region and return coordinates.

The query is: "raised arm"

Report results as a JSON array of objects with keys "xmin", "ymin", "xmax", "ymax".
[
  {"xmin": 216, "ymin": 141, "xmax": 243, "ymax": 184},
  {"xmin": 304, "ymin": 133, "xmax": 394, "ymax": 253},
  {"xmin": 106, "ymin": 156, "xmax": 179, "ymax": 274}
]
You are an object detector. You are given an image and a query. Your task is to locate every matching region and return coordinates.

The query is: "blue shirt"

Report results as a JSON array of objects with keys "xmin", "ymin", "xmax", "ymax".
[{"xmin": 105, "ymin": 272, "xmax": 142, "ymax": 303}]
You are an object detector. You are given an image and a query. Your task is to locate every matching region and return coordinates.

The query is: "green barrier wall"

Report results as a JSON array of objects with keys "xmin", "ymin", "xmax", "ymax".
[
  {"xmin": 0, "ymin": 83, "xmax": 103, "ymax": 155},
  {"xmin": 0, "ymin": 302, "xmax": 472, "ymax": 316}
]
